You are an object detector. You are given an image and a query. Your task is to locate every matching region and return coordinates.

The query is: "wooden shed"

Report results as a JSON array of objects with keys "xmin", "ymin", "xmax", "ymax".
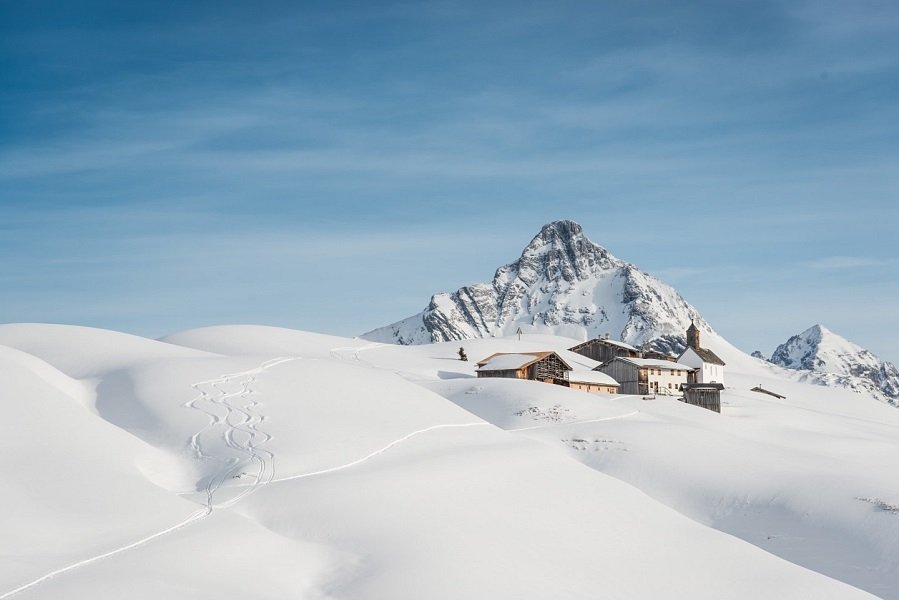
[
  {"xmin": 568, "ymin": 337, "xmax": 640, "ymax": 364},
  {"xmin": 681, "ymin": 383, "xmax": 724, "ymax": 413},
  {"xmin": 476, "ymin": 352, "xmax": 572, "ymax": 382}
]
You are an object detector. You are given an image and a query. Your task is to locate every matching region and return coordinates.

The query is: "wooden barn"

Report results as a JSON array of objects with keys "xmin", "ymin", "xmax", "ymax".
[
  {"xmin": 562, "ymin": 370, "xmax": 620, "ymax": 394},
  {"xmin": 476, "ymin": 352, "xmax": 572, "ymax": 382},
  {"xmin": 595, "ymin": 357, "xmax": 695, "ymax": 396},
  {"xmin": 681, "ymin": 383, "xmax": 724, "ymax": 413},
  {"xmin": 568, "ymin": 337, "xmax": 640, "ymax": 364}
]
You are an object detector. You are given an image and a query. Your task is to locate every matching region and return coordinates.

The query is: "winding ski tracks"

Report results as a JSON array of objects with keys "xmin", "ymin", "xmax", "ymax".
[
  {"xmin": 0, "ymin": 355, "xmax": 492, "ymax": 599},
  {"xmin": 186, "ymin": 356, "xmax": 296, "ymax": 510},
  {"xmin": 0, "ymin": 356, "xmax": 296, "ymax": 600}
]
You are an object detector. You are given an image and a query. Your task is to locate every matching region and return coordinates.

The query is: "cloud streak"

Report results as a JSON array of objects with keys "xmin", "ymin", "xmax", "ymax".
[{"xmin": 1, "ymin": 0, "xmax": 898, "ymax": 359}]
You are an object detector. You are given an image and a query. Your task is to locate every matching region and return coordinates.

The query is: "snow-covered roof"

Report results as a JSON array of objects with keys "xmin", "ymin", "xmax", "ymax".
[
  {"xmin": 557, "ymin": 350, "xmax": 600, "ymax": 371},
  {"xmin": 476, "ymin": 351, "xmax": 571, "ymax": 372},
  {"xmin": 681, "ymin": 346, "xmax": 726, "ymax": 366},
  {"xmin": 616, "ymin": 357, "xmax": 695, "ymax": 370},
  {"xmin": 570, "ymin": 338, "xmax": 638, "ymax": 352},
  {"xmin": 599, "ymin": 338, "xmax": 638, "ymax": 351},
  {"xmin": 566, "ymin": 370, "xmax": 619, "ymax": 386},
  {"xmin": 477, "ymin": 353, "xmax": 542, "ymax": 371}
]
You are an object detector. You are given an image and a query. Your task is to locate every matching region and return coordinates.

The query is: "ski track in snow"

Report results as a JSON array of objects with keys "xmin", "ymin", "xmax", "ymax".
[
  {"xmin": 329, "ymin": 343, "xmax": 427, "ymax": 382},
  {"xmin": 186, "ymin": 356, "xmax": 298, "ymax": 510},
  {"xmin": 328, "ymin": 343, "xmax": 384, "ymax": 366},
  {"xmin": 1, "ymin": 355, "xmax": 494, "ymax": 599},
  {"xmin": 268, "ymin": 422, "xmax": 489, "ymax": 484},
  {"xmin": 0, "ymin": 356, "xmax": 297, "ymax": 600},
  {"xmin": 0, "ymin": 509, "xmax": 210, "ymax": 600}
]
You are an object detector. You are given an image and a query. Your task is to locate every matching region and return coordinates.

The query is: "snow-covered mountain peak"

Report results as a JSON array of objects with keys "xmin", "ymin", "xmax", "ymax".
[
  {"xmin": 772, "ymin": 324, "xmax": 871, "ymax": 373},
  {"xmin": 495, "ymin": 220, "xmax": 619, "ymax": 288},
  {"xmin": 769, "ymin": 325, "xmax": 899, "ymax": 405},
  {"xmin": 362, "ymin": 220, "xmax": 711, "ymax": 352}
]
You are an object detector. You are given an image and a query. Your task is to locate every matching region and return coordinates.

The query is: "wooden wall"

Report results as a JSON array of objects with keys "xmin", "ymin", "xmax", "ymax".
[
  {"xmin": 529, "ymin": 353, "xmax": 568, "ymax": 381},
  {"xmin": 683, "ymin": 388, "xmax": 721, "ymax": 413},
  {"xmin": 597, "ymin": 361, "xmax": 645, "ymax": 395}
]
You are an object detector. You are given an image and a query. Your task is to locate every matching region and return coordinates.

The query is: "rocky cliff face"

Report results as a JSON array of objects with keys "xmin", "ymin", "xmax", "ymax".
[
  {"xmin": 769, "ymin": 325, "xmax": 899, "ymax": 405},
  {"xmin": 362, "ymin": 220, "xmax": 710, "ymax": 353}
]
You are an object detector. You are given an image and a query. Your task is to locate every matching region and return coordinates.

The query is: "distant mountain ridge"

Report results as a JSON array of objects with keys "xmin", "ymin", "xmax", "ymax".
[
  {"xmin": 769, "ymin": 325, "xmax": 899, "ymax": 405},
  {"xmin": 362, "ymin": 220, "xmax": 711, "ymax": 354}
]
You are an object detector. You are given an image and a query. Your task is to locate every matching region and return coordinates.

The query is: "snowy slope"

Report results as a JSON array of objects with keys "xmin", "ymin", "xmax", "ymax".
[
  {"xmin": 0, "ymin": 323, "xmax": 883, "ymax": 599},
  {"xmin": 176, "ymin": 325, "xmax": 899, "ymax": 598},
  {"xmin": 362, "ymin": 220, "xmax": 711, "ymax": 354},
  {"xmin": 769, "ymin": 324, "xmax": 899, "ymax": 405}
]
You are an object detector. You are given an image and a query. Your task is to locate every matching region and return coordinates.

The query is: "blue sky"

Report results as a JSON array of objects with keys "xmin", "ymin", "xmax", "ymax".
[{"xmin": 2, "ymin": 0, "xmax": 898, "ymax": 360}]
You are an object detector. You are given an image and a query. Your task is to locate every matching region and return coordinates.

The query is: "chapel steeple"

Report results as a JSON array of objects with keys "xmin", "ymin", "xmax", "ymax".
[{"xmin": 687, "ymin": 320, "xmax": 700, "ymax": 350}]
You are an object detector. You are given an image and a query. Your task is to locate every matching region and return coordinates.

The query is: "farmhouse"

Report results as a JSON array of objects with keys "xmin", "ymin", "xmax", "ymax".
[
  {"xmin": 476, "ymin": 352, "xmax": 572, "ymax": 382},
  {"xmin": 562, "ymin": 370, "xmax": 620, "ymax": 394},
  {"xmin": 569, "ymin": 336, "xmax": 640, "ymax": 364},
  {"xmin": 596, "ymin": 357, "xmax": 694, "ymax": 396},
  {"xmin": 677, "ymin": 322, "xmax": 726, "ymax": 385}
]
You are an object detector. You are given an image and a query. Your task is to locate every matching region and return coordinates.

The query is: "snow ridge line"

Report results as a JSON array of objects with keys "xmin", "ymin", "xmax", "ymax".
[
  {"xmin": 507, "ymin": 410, "xmax": 641, "ymax": 432},
  {"xmin": 267, "ymin": 422, "xmax": 489, "ymax": 484},
  {"xmin": 0, "ymin": 356, "xmax": 297, "ymax": 600}
]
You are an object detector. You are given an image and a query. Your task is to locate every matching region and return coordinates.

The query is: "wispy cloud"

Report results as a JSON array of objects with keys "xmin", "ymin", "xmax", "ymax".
[
  {"xmin": 797, "ymin": 256, "xmax": 899, "ymax": 270},
  {"xmin": 2, "ymin": 0, "xmax": 898, "ymax": 358}
]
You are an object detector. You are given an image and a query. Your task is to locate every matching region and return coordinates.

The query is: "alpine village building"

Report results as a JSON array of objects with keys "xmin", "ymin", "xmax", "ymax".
[
  {"xmin": 677, "ymin": 321, "xmax": 726, "ymax": 385},
  {"xmin": 594, "ymin": 357, "xmax": 693, "ymax": 396},
  {"xmin": 476, "ymin": 352, "xmax": 572, "ymax": 382},
  {"xmin": 473, "ymin": 323, "xmax": 726, "ymax": 411},
  {"xmin": 567, "ymin": 336, "xmax": 640, "ymax": 364},
  {"xmin": 677, "ymin": 321, "xmax": 726, "ymax": 412}
]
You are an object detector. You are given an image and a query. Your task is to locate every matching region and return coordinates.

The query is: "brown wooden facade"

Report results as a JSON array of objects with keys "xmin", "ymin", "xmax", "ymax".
[{"xmin": 476, "ymin": 352, "xmax": 572, "ymax": 382}]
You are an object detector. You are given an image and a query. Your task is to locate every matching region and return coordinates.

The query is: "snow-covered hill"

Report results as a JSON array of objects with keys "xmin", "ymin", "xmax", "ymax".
[
  {"xmin": 362, "ymin": 220, "xmax": 711, "ymax": 354},
  {"xmin": 769, "ymin": 324, "xmax": 899, "ymax": 405},
  {"xmin": 2, "ymin": 323, "xmax": 896, "ymax": 599}
]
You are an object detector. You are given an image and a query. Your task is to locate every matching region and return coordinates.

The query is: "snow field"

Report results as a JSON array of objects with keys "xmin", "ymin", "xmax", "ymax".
[{"xmin": 0, "ymin": 323, "xmax": 892, "ymax": 598}]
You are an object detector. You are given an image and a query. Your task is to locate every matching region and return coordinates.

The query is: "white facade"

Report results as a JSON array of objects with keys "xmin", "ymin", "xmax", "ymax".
[
  {"xmin": 637, "ymin": 360, "xmax": 692, "ymax": 395},
  {"xmin": 678, "ymin": 347, "xmax": 726, "ymax": 385}
]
